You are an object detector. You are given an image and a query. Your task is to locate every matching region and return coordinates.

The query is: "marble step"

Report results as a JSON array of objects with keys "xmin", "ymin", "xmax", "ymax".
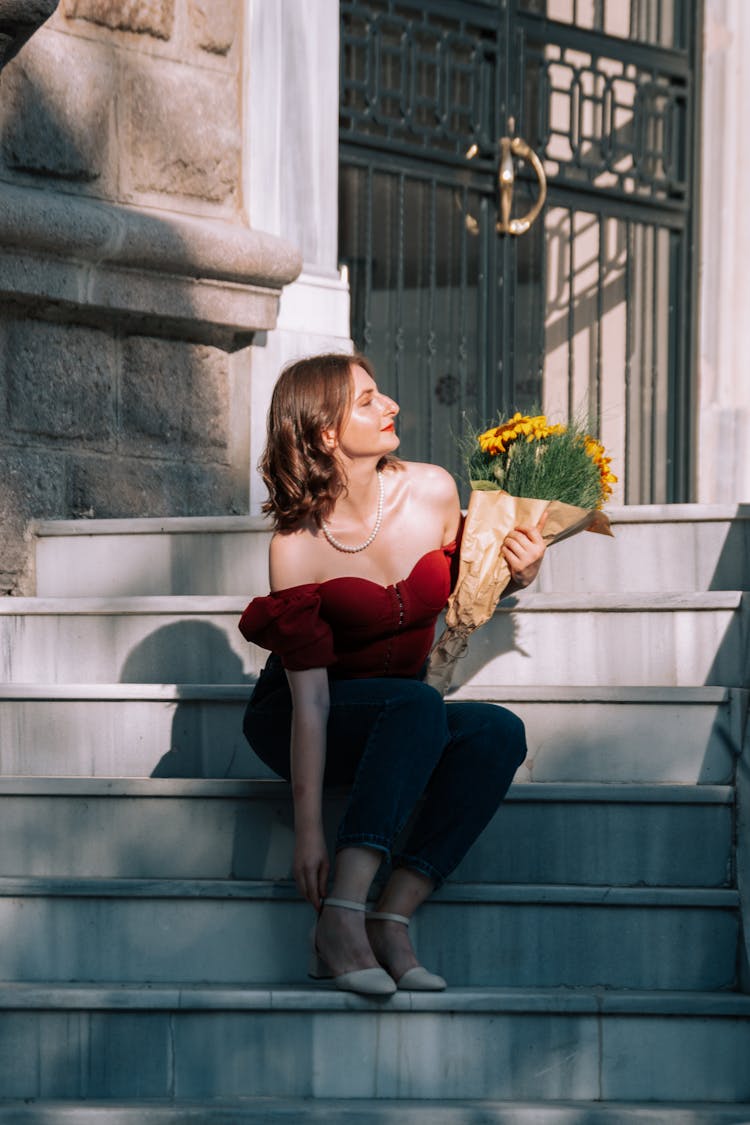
[
  {"xmin": 449, "ymin": 591, "xmax": 748, "ymax": 690},
  {"xmin": 0, "ymin": 684, "xmax": 743, "ymax": 783},
  {"xmin": 4, "ymin": 1101, "xmax": 750, "ymax": 1124},
  {"xmin": 32, "ymin": 504, "xmax": 750, "ymax": 597},
  {"xmin": 1, "ymin": 985, "xmax": 749, "ymax": 1103},
  {"xmin": 0, "ymin": 778, "xmax": 734, "ymax": 889},
  {"xmin": 0, "ymin": 593, "xmax": 746, "ymax": 686},
  {"xmin": 0, "ymin": 878, "xmax": 739, "ymax": 990}
]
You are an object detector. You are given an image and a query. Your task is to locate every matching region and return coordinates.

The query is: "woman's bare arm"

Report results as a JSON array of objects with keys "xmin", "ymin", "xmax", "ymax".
[{"xmin": 286, "ymin": 666, "xmax": 330, "ymax": 911}]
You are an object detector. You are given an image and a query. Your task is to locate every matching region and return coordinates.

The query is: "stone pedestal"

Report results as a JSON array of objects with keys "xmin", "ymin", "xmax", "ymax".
[{"xmin": 0, "ymin": 183, "xmax": 301, "ymax": 349}]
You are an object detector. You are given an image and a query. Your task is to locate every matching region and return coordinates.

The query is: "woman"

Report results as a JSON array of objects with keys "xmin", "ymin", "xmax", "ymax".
[{"xmin": 239, "ymin": 353, "xmax": 546, "ymax": 996}]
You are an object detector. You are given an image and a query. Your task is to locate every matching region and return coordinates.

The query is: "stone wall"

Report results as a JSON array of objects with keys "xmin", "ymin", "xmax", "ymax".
[
  {"xmin": 1, "ymin": 0, "xmax": 243, "ymax": 212},
  {"xmin": 0, "ymin": 0, "xmax": 301, "ymax": 594}
]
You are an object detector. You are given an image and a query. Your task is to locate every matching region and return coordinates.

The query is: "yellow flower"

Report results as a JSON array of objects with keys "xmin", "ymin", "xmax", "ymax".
[
  {"xmin": 583, "ymin": 435, "xmax": 618, "ymax": 504},
  {"xmin": 473, "ymin": 409, "xmax": 616, "ymax": 507},
  {"xmin": 478, "ymin": 413, "xmax": 564, "ymax": 456}
]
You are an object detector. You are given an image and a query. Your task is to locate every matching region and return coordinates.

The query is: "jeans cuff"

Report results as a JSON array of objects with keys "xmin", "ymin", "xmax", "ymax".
[
  {"xmin": 335, "ymin": 834, "xmax": 392, "ymax": 862},
  {"xmin": 392, "ymin": 851, "xmax": 445, "ymax": 889}
]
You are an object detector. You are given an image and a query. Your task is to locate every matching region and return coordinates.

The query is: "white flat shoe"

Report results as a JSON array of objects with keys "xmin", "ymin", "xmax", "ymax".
[
  {"xmin": 367, "ymin": 910, "xmax": 447, "ymax": 991},
  {"xmin": 309, "ymin": 898, "xmax": 397, "ymax": 997}
]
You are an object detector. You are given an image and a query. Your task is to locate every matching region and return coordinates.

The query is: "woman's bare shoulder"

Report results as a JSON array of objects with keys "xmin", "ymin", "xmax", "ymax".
[
  {"xmin": 400, "ymin": 460, "xmax": 459, "ymax": 502},
  {"xmin": 399, "ymin": 461, "xmax": 461, "ymax": 541},
  {"xmin": 269, "ymin": 526, "xmax": 318, "ymax": 591}
]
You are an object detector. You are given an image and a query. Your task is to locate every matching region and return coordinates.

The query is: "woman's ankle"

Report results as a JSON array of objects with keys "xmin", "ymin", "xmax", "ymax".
[{"xmin": 316, "ymin": 901, "xmax": 378, "ymax": 972}]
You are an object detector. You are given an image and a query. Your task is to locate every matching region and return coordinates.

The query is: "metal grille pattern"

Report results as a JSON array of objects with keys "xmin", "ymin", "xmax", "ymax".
[
  {"xmin": 339, "ymin": 0, "xmax": 700, "ymax": 503},
  {"xmin": 523, "ymin": 36, "xmax": 688, "ymax": 201},
  {"xmin": 339, "ymin": 161, "xmax": 491, "ymax": 479},
  {"xmin": 538, "ymin": 205, "xmax": 684, "ymax": 504},
  {"xmin": 340, "ymin": 0, "xmax": 501, "ymax": 164},
  {"xmin": 518, "ymin": 0, "xmax": 683, "ymax": 50}
]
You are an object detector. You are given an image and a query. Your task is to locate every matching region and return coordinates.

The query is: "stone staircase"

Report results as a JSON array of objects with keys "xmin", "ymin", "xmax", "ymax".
[{"xmin": 0, "ymin": 506, "xmax": 749, "ymax": 1122}]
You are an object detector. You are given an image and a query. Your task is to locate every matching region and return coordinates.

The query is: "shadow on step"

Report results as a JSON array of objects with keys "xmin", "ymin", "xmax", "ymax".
[
  {"xmin": 709, "ymin": 511, "xmax": 750, "ymax": 592},
  {"xmin": 118, "ymin": 620, "xmax": 269, "ymax": 780}
]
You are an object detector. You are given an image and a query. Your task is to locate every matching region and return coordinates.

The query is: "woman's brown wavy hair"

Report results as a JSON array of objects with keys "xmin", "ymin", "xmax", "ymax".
[{"xmin": 260, "ymin": 353, "xmax": 399, "ymax": 531}]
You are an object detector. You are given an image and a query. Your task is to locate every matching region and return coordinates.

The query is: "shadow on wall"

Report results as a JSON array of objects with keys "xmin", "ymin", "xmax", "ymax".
[
  {"xmin": 445, "ymin": 599, "xmax": 522, "ymax": 693},
  {"xmin": 117, "ymin": 620, "xmax": 273, "ymax": 779},
  {"xmin": 708, "ymin": 506, "xmax": 750, "ymax": 592}
]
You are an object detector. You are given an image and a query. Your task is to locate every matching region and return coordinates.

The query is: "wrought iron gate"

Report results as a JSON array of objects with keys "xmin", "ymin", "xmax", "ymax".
[{"xmin": 339, "ymin": 0, "xmax": 701, "ymax": 503}]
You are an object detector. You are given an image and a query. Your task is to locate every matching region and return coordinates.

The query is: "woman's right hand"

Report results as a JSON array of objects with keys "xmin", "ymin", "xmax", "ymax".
[{"xmin": 293, "ymin": 821, "xmax": 330, "ymax": 911}]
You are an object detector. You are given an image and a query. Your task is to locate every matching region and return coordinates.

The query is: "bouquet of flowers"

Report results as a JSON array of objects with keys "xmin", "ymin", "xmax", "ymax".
[{"xmin": 425, "ymin": 412, "xmax": 616, "ymax": 694}]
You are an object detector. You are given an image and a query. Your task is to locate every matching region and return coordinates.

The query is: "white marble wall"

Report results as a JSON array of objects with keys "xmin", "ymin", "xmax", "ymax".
[
  {"xmin": 698, "ymin": 0, "xmax": 750, "ymax": 503},
  {"xmin": 248, "ymin": 271, "xmax": 352, "ymax": 515},
  {"xmin": 245, "ymin": 0, "xmax": 339, "ymax": 273},
  {"xmin": 243, "ymin": 0, "xmax": 352, "ymax": 515}
]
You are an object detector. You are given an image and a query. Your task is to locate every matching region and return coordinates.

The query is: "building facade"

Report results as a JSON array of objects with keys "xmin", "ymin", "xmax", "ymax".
[{"xmin": 0, "ymin": 0, "xmax": 747, "ymax": 592}]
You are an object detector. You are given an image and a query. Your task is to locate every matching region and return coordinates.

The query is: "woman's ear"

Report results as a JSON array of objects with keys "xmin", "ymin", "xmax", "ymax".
[{"xmin": 321, "ymin": 427, "xmax": 338, "ymax": 451}]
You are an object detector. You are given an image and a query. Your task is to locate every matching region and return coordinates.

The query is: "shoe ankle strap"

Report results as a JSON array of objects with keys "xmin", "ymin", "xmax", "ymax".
[
  {"xmin": 322, "ymin": 897, "xmax": 368, "ymax": 913},
  {"xmin": 367, "ymin": 910, "xmax": 410, "ymax": 927}
]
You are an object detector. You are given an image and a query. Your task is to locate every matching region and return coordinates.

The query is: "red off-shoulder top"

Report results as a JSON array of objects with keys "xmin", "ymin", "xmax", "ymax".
[{"xmin": 238, "ymin": 540, "xmax": 458, "ymax": 679}]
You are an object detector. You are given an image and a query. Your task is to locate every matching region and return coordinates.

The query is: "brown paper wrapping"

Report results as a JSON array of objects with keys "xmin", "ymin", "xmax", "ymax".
[{"xmin": 425, "ymin": 490, "xmax": 613, "ymax": 695}]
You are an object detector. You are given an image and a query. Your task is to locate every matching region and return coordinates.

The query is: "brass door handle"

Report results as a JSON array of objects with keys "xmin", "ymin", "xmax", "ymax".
[{"xmin": 466, "ymin": 119, "xmax": 547, "ymax": 237}]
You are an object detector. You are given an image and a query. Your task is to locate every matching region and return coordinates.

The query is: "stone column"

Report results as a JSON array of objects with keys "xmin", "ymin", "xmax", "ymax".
[
  {"xmin": 244, "ymin": 0, "xmax": 352, "ymax": 513},
  {"xmin": 697, "ymin": 0, "xmax": 750, "ymax": 503},
  {"xmin": 0, "ymin": 1, "xmax": 302, "ymax": 592}
]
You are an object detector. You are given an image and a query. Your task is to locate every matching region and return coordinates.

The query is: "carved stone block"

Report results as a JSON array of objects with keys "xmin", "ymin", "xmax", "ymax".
[
  {"xmin": 1, "ymin": 32, "xmax": 113, "ymax": 181},
  {"xmin": 0, "ymin": 447, "xmax": 66, "ymax": 593},
  {"xmin": 122, "ymin": 61, "xmax": 240, "ymax": 202},
  {"xmin": 5, "ymin": 318, "xmax": 116, "ymax": 442},
  {"xmin": 63, "ymin": 0, "xmax": 174, "ymax": 40},
  {"xmin": 67, "ymin": 454, "xmax": 236, "ymax": 520},
  {"xmin": 188, "ymin": 0, "xmax": 238, "ymax": 55},
  {"xmin": 120, "ymin": 336, "xmax": 229, "ymax": 458}
]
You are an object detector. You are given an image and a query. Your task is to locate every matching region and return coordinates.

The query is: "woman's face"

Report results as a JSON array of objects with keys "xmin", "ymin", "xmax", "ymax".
[{"xmin": 333, "ymin": 363, "xmax": 400, "ymax": 459}]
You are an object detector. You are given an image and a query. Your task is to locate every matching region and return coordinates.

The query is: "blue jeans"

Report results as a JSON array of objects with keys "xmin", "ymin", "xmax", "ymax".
[{"xmin": 243, "ymin": 655, "xmax": 527, "ymax": 886}]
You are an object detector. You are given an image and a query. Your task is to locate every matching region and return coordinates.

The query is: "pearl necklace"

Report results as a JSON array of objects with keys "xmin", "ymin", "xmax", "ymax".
[{"xmin": 322, "ymin": 471, "xmax": 385, "ymax": 553}]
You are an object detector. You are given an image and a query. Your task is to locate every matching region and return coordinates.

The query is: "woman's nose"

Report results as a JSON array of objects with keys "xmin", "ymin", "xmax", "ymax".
[{"xmin": 382, "ymin": 395, "xmax": 399, "ymax": 416}]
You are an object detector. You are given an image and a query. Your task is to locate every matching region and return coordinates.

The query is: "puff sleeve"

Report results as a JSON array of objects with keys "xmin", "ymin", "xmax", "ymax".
[{"xmin": 238, "ymin": 587, "xmax": 336, "ymax": 671}]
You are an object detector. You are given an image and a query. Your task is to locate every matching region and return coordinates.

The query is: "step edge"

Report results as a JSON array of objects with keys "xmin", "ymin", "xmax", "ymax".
[
  {"xmin": 0, "ymin": 684, "xmax": 737, "ymax": 703},
  {"xmin": 0, "ymin": 592, "xmax": 744, "ymax": 614},
  {"xmin": 0, "ymin": 877, "xmax": 738, "ymax": 907},
  {"xmin": 1, "ymin": 1099, "xmax": 750, "ymax": 1125},
  {"xmin": 0, "ymin": 777, "xmax": 735, "ymax": 804},
  {"xmin": 4, "ymin": 1096, "xmax": 750, "ymax": 1115},
  {"xmin": 1, "ymin": 982, "xmax": 749, "ymax": 1016},
  {"xmin": 30, "ymin": 503, "xmax": 750, "ymax": 538},
  {"xmin": 32, "ymin": 516, "xmax": 271, "ymax": 536}
]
